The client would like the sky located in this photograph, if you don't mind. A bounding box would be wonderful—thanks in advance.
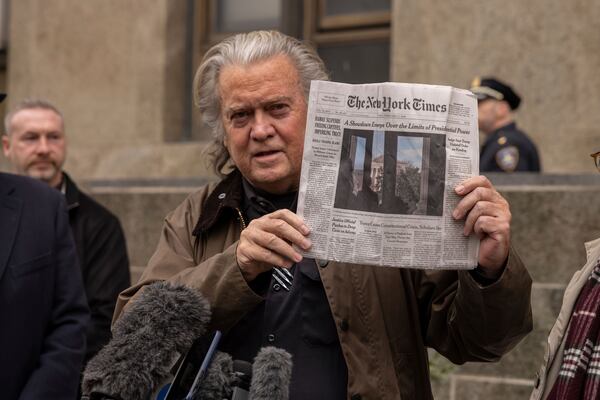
[397,136,423,168]
[354,137,366,170]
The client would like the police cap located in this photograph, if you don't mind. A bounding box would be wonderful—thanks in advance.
[470,77,521,110]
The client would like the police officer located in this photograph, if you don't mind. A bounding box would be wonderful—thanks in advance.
[470,77,541,172]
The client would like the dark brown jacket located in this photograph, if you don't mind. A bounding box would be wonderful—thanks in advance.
[114,171,532,399]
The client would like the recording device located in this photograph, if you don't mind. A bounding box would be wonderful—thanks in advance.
[162,336,212,400]
[166,346,292,400]
[230,360,252,400]
[180,354,252,400]
[185,331,223,399]
[81,282,212,400]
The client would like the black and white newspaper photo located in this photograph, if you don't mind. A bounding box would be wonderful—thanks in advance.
[296,81,480,269]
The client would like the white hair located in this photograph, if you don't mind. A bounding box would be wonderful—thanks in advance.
[194,30,329,177]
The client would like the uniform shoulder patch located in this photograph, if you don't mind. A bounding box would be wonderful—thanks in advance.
[495,146,519,172]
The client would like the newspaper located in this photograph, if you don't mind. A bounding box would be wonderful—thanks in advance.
[296,81,480,270]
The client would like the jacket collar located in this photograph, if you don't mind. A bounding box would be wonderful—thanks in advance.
[585,237,600,262]
[1,174,16,196]
[192,169,244,237]
[62,172,80,211]
[482,122,517,148]
[490,122,517,139]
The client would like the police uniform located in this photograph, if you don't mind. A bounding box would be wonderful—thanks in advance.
[480,122,540,172]
[471,77,541,172]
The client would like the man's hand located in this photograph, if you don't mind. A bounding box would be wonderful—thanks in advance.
[236,209,312,282]
[452,176,511,278]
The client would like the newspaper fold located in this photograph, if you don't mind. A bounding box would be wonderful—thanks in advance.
[296,81,480,269]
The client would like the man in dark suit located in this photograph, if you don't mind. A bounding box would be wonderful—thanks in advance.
[0,171,89,399]
[1,98,130,363]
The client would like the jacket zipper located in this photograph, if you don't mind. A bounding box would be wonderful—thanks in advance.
[195,206,246,257]
[235,207,247,230]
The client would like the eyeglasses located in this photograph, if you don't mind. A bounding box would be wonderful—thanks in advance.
[591,151,600,172]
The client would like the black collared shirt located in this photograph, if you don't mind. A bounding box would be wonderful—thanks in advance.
[219,180,348,400]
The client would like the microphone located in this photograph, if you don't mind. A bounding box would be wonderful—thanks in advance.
[190,351,234,400]
[190,357,252,400]
[249,347,293,400]
[179,347,291,400]
[183,352,252,400]
[81,281,212,400]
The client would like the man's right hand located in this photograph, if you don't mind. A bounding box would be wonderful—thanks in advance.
[236,209,312,281]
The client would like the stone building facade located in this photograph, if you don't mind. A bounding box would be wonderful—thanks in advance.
[2,1,600,399]
[2,1,600,179]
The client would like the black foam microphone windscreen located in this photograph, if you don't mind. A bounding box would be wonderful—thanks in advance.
[249,347,293,400]
[81,281,211,400]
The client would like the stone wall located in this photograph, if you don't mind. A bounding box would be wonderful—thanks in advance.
[392,1,600,173]
[3,1,600,180]
[429,175,600,399]
[2,0,213,181]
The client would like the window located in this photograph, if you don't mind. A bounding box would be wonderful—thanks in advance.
[188,0,390,141]
[304,0,390,84]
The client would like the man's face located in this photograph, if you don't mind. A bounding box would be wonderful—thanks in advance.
[2,108,66,187]
[219,54,307,194]
[477,99,500,134]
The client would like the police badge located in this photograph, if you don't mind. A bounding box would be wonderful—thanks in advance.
[495,146,519,172]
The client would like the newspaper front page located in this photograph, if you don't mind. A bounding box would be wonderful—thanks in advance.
[296,81,480,269]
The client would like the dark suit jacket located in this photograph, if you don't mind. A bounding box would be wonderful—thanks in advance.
[0,173,89,400]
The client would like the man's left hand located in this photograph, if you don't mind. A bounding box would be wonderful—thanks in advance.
[452,175,511,278]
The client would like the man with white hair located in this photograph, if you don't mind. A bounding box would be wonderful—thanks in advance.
[116,31,532,399]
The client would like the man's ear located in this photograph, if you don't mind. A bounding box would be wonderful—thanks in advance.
[2,134,11,157]
[223,131,229,149]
